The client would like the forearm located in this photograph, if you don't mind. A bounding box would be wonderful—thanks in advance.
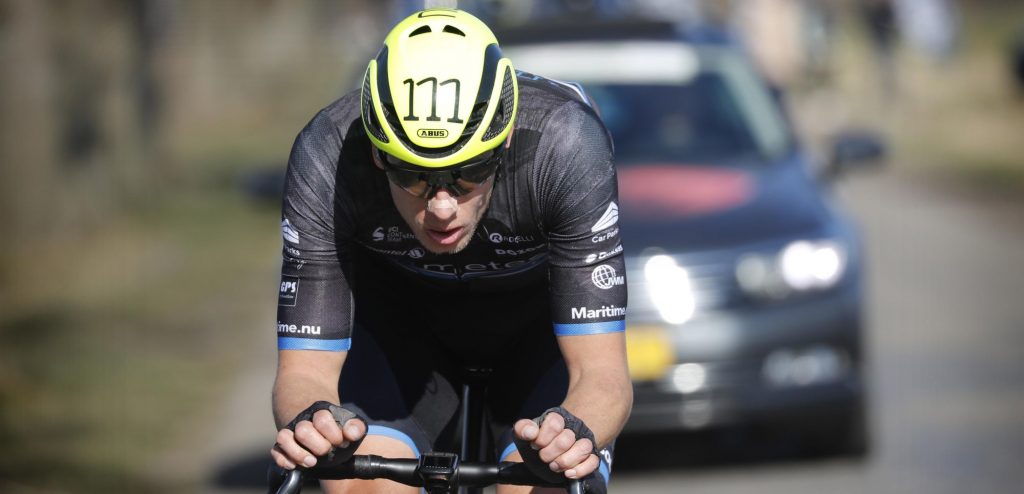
[560,365,633,449]
[272,350,345,429]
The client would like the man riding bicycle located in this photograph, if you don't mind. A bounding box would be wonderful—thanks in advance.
[271,9,631,493]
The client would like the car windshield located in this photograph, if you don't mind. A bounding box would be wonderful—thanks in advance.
[507,42,794,165]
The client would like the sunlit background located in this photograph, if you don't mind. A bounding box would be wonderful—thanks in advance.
[1,0,1022,493]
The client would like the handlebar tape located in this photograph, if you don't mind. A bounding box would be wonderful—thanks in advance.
[286,401,367,469]
[512,406,602,487]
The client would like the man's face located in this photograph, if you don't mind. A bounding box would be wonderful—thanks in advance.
[377,153,495,255]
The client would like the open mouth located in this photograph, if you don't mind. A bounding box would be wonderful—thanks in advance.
[426,226,463,246]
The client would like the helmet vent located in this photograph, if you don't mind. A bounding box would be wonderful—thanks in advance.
[409,25,432,37]
[483,66,515,140]
[442,25,466,36]
[361,69,388,143]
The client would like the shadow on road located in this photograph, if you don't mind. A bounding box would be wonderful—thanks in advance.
[614,428,869,473]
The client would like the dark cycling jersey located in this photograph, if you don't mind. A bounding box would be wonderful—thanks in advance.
[276,72,627,352]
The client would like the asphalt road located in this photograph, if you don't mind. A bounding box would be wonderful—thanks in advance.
[185,167,1024,493]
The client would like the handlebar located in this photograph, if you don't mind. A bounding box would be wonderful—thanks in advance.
[268,452,588,494]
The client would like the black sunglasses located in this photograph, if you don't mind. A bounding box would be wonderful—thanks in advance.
[377,148,502,199]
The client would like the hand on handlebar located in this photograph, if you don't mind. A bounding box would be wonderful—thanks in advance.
[513,407,600,481]
[271,401,367,471]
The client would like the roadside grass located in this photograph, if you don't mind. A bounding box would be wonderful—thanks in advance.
[814,2,1024,191]
[0,181,280,493]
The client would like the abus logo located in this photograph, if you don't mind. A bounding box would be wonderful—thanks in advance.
[591,265,625,290]
[417,129,448,138]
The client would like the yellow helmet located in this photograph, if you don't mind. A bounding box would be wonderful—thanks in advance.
[361,9,518,168]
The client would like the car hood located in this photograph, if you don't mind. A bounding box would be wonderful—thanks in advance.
[616,158,829,251]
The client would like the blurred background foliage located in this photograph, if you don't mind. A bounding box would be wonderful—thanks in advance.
[0,0,1021,492]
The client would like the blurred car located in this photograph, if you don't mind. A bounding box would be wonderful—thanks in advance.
[502,20,883,456]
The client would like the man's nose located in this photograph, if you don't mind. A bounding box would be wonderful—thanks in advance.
[426,189,459,219]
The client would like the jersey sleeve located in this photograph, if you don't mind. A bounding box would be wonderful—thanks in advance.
[539,101,627,336]
[276,111,356,351]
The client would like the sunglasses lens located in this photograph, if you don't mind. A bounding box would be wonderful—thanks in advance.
[384,168,421,188]
[379,149,501,198]
[458,158,500,184]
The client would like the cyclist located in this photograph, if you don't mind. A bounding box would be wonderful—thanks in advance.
[270,9,630,493]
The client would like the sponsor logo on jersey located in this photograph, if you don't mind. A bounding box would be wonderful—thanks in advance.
[495,244,545,256]
[591,227,619,243]
[487,230,535,244]
[599,448,613,468]
[374,226,416,243]
[417,253,547,275]
[286,247,301,257]
[591,264,625,290]
[584,244,623,264]
[278,275,299,306]
[417,129,448,138]
[590,202,619,233]
[387,226,416,242]
[281,218,300,244]
[570,305,627,319]
[276,321,321,335]
[408,248,425,259]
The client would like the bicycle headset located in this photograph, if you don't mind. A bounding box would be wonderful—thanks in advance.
[360,8,519,197]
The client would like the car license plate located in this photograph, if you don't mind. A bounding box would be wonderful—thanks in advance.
[626,325,675,381]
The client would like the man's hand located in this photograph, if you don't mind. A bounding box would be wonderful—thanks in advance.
[271,405,366,470]
[513,412,599,480]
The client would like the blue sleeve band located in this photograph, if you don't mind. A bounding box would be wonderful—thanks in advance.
[278,337,352,351]
[553,320,625,336]
[366,425,420,457]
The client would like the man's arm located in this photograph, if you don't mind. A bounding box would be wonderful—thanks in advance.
[272,350,345,428]
[514,98,630,480]
[270,107,364,470]
[270,349,365,470]
[513,333,631,479]
[556,332,632,449]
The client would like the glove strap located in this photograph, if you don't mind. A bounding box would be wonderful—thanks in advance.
[512,407,600,484]
[285,401,366,467]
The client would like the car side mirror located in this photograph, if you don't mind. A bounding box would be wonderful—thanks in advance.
[825,129,887,180]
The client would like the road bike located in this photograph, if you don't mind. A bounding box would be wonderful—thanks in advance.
[267,367,594,494]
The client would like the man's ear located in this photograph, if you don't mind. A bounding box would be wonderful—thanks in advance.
[370,149,385,170]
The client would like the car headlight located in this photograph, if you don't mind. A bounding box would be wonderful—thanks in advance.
[644,255,696,324]
[736,239,848,298]
[780,240,846,290]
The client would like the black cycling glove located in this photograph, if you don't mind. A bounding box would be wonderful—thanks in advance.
[513,406,605,491]
[285,401,367,468]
